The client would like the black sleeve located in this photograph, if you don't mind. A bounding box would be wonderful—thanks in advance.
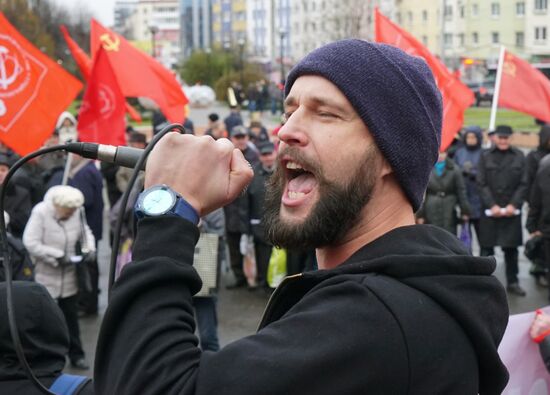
[94,217,408,395]
[526,178,542,234]
[540,336,550,373]
[454,170,471,216]
[510,154,528,209]
[8,189,32,237]
[477,152,496,209]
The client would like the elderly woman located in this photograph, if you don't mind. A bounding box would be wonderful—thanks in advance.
[23,185,95,370]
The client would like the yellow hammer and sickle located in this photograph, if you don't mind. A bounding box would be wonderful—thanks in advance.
[100,34,120,52]
[503,60,516,78]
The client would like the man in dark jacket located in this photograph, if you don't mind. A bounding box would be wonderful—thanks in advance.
[246,141,276,291]
[454,126,484,243]
[0,281,93,394]
[223,105,243,133]
[527,155,550,300]
[223,126,259,288]
[478,125,528,296]
[526,124,550,197]
[69,156,104,315]
[0,154,32,238]
[95,40,509,394]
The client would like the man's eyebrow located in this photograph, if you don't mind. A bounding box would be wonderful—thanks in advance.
[284,95,349,113]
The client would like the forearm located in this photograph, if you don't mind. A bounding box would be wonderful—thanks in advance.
[94,216,202,395]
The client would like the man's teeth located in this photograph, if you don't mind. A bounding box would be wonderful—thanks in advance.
[286,161,303,170]
[288,191,305,199]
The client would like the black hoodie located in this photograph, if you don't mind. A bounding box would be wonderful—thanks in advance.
[95,217,509,395]
[0,282,93,394]
[526,125,550,196]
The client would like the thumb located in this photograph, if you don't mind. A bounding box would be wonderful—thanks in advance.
[228,148,254,200]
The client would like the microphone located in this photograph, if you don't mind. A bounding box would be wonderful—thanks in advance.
[65,142,145,169]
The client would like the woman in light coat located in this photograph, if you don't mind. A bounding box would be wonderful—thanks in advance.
[23,185,95,370]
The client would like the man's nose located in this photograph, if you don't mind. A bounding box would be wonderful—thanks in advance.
[277,113,308,147]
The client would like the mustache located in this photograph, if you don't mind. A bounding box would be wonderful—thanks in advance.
[277,146,321,178]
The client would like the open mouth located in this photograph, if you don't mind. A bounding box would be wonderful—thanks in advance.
[282,158,318,206]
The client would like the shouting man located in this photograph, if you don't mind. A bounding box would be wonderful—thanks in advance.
[95,40,509,394]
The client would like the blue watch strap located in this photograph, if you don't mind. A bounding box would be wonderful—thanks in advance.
[172,196,200,225]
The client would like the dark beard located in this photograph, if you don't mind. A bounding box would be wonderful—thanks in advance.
[263,147,379,250]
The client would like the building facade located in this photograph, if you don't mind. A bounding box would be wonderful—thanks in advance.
[180,0,213,58]
[126,0,180,68]
[211,0,247,47]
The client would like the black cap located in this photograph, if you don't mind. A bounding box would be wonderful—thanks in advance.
[230,125,248,138]
[0,154,11,167]
[128,132,147,144]
[495,125,513,136]
[208,113,219,122]
[258,141,275,154]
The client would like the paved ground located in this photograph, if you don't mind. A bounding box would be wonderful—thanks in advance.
[68,102,548,375]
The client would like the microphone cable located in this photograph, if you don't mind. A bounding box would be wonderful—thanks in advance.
[0,123,185,394]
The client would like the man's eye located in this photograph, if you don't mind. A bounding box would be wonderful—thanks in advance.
[318,112,336,118]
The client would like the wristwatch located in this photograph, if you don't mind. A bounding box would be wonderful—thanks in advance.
[135,184,199,225]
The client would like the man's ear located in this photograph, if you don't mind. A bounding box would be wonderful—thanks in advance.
[380,156,393,178]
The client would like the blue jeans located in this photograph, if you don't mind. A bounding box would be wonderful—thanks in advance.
[193,296,220,351]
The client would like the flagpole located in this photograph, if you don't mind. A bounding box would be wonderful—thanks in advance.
[489,45,506,134]
[62,153,73,185]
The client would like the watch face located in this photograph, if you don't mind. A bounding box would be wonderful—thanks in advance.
[142,188,176,215]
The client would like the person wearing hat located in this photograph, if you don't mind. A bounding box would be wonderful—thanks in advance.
[478,125,528,296]
[23,186,96,370]
[223,105,243,135]
[0,154,32,239]
[224,126,260,289]
[245,141,277,292]
[95,40,509,394]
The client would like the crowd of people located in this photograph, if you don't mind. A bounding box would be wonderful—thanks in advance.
[1,41,550,393]
[416,123,550,299]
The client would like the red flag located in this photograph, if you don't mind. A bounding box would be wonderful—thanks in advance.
[61,25,142,123]
[375,9,474,151]
[77,47,126,146]
[499,50,550,123]
[60,25,92,80]
[0,13,82,155]
[90,19,188,123]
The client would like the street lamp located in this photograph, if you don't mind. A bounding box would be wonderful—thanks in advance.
[279,28,286,112]
[238,38,245,88]
[223,41,231,78]
[149,25,159,58]
[205,47,211,86]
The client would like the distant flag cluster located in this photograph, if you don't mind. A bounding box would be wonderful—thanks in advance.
[0,13,188,154]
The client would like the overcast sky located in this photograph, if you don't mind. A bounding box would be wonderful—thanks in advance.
[53,0,115,26]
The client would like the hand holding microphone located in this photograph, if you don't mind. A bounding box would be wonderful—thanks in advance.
[143,133,253,216]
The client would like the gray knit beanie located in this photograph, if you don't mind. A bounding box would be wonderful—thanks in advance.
[285,39,442,211]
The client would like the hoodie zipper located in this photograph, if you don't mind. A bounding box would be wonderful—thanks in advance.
[257,273,303,331]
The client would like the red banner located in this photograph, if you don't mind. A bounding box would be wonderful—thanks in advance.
[375,9,474,151]
[499,50,550,123]
[90,19,187,123]
[0,13,82,155]
[77,47,126,146]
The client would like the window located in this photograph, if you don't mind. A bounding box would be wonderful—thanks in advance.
[460,6,465,18]
[535,26,547,41]
[396,12,401,24]
[535,0,548,11]
[472,32,479,45]
[516,1,525,15]
[444,5,453,19]
[515,32,524,47]
[491,2,500,16]
[472,4,479,16]
[422,35,428,45]
[458,33,465,47]
[444,33,452,47]
[422,10,428,22]
[492,32,499,44]
[408,11,413,23]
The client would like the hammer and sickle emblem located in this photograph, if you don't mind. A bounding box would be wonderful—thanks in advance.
[100,34,120,52]
[503,55,516,78]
